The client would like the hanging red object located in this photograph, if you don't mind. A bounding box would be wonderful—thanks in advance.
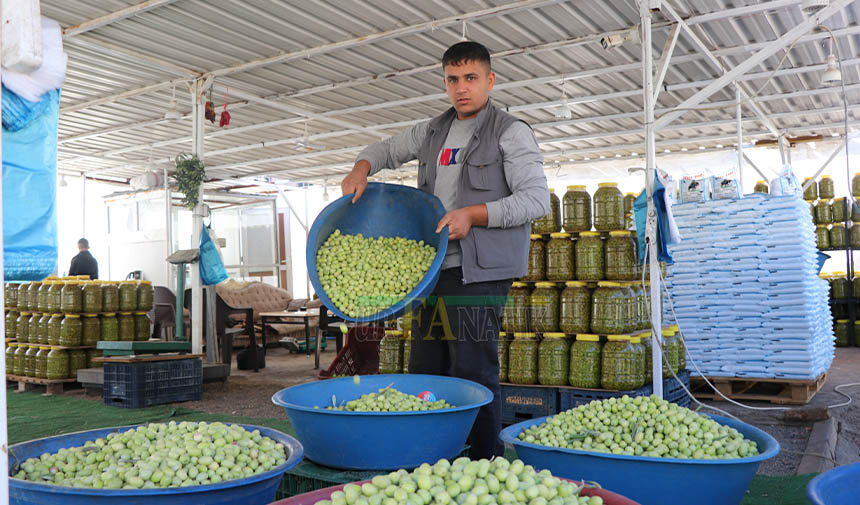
[219,88,231,127]
[205,86,216,123]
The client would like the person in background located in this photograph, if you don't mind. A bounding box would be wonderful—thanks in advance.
[68,238,98,279]
[342,41,549,458]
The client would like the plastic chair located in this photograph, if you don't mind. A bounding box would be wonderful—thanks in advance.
[184,288,255,368]
[149,286,185,340]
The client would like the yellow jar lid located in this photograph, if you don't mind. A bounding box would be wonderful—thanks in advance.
[8,343,15,347]
[550,232,571,238]
[44,276,59,280]
[834,197,845,202]
[513,332,537,338]
[535,282,556,288]
[803,177,813,181]
[837,319,850,323]
[821,175,831,179]
[118,312,133,316]
[576,334,600,342]
[139,280,152,285]
[597,281,623,288]
[64,280,80,286]
[661,329,676,337]
[82,313,99,317]
[512,282,528,288]
[626,192,637,196]
[630,336,641,344]
[64,314,80,319]
[833,222,846,227]
[565,281,587,287]
[29,344,39,348]
[756,180,766,184]
[567,185,586,191]
[19,312,31,316]
[638,331,652,339]
[580,231,600,237]
[609,231,631,237]
[102,313,117,317]
[549,188,556,193]
[384,330,403,336]
[815,224,830,228]
[543,332,566,338]
[598,182,618,188]
[75,275,90,280]
[134,312,148,316]
[607,335,629,342]
[669,324,679,332]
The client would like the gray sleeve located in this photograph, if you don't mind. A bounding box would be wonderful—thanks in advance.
[355,121,431,176]
[485,121,550,228]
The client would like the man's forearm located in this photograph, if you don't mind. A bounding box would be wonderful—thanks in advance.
[467,204,489,227]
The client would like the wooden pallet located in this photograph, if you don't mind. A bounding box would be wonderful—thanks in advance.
[689,373,827,405]
[6,375,79,396]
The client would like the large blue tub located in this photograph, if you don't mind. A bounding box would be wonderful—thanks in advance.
[306,182,448,323]
[9,423,303,505]
[807,461,860,505]
[272,374,492,470]
[500,414,779,505]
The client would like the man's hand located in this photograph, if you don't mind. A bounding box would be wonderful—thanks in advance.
[436,204,488,240]
[341,160,372,203]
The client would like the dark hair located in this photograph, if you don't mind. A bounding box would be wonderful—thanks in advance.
[442,41,491,71]
[78,238,89,248]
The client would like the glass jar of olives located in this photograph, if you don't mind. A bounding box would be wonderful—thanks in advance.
[134,312,150,341]
[831,275,850,299]
[754,181,769,194]
[37,313,51,345]
[14,344,28,376]
[853,277,860,299]
[35,345,50,379]
[61,281,82,313]
[819,175,835,200]
[498,333,510,382]
[559,281,591,334]
[832,197,848,223]
[502,282,530,333]
[138,280,154,311]
[6,343,17,377]
[5,282,18,308]
[119,281,138,312]
[27,312,40,344]
[853,173,860,197]
[816,225,831,250]
[378,330,404,374]
[508,332,538,385]
[529,282,559,333]
[660,328,680,375]
[24,344,39,377]
[591,282,630,335]
[5,309,16,339]
[669,324,686,372]
[87,349,103,369]
[47,281,63,313]
[37,282,51,313]
[538,333,569,386]
[82,281,103,313]
[851,224,860,249]
[46,348,69,380]
[803,178,817,201]
[546,233,574,281]
[60,314,83,347]
[605,231,637,281]
[81,314,100,346]
[830,223,847,249]
[569,334,602,388]
[17,283,31,312]
[68,349,87,378]
[575,232,604,281]
[639,331,653,383]
[102,282,120,312]
[28,282,42,313]
[533,189,561,234]
[118,312,135,341]
[593,182,624,231]
[623,193,637,214]
[47,313,63,346]
[525,235,546,281]
[815,201,832,225]
[601,335,645,391]
[16,312,30,343]
[100,313,119,341]
[562,185,591,232]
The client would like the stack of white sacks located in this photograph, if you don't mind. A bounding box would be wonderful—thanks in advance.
[662,194,834,380]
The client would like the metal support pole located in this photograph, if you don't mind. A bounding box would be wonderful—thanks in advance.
[641,0,664,398]
[802,139,847,190]
[736,86,744,190]
[81,174,87,238]
[304,186,310,298]
[175,265,186,340]
[742,153,773,182]
[191,80,204,356]
[778,135,787,166]
[164,160,172,288]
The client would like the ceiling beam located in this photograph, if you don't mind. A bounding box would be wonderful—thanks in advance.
[62,0,182,38]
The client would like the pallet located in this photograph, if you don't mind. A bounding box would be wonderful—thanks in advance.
[6,374,78,396]
[689,372,827,405]
[95,353,204,364]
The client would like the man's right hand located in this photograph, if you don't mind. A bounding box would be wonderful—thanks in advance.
[342,160,372,204]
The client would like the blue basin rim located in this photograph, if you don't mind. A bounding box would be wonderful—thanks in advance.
[499,413,780,466]
[9,423,303,497]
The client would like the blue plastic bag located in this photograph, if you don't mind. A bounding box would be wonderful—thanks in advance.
[3,89,60,280]
[2,85,53,131]
[199,224,228,286]
[634,173,675,265]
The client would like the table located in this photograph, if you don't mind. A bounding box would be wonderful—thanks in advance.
[261,309,322,369]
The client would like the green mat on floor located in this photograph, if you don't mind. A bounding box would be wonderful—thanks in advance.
[7,390,816,504]
[7,389,294,445]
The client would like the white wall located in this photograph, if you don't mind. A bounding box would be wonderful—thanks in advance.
[55,176,114,279]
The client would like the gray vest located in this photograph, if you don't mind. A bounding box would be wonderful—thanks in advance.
[417,101,530,284]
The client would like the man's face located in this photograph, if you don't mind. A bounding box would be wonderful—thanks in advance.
[443,59,495,120]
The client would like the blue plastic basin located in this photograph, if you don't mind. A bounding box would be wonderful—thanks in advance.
[306,182,448,323]
[272,374,492,470]
[500,414,779,505]
[9,423,303,505]
[807,461,860,505]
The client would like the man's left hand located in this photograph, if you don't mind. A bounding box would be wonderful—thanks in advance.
[436,205,488,240]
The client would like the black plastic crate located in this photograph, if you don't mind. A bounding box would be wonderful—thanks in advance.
[103,358,202,409]
[665,369,692,408]
[501,384,559,426]
[558,382,653,412]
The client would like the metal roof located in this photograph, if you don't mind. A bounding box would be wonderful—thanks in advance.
[42,0,860,189]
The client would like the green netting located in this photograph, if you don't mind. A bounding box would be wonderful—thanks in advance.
[742,473,816,505]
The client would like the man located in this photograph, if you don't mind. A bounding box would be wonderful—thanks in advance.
[342,41,549,458]
[68,238,98,279]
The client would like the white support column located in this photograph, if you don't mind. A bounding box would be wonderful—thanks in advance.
[191,80,204,355]
[736,86,744,190]
[641,0,664,398]
[164,162,173,293]
[81,174,87,237]
[778,135,787,166]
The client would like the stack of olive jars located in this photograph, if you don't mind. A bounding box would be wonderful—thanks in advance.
[809,175,860,251]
